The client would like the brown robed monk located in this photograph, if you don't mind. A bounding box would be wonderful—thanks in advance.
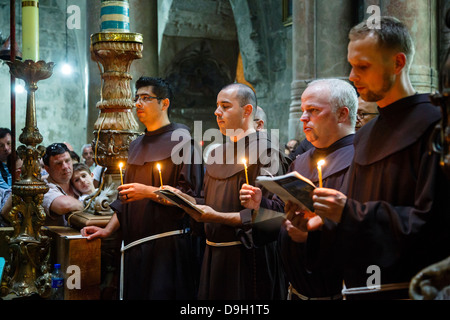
[176,83,289,300]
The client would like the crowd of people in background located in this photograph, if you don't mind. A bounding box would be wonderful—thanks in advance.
[0,137,100,227]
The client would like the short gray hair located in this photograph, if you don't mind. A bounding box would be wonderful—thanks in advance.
[308,79,358,127]
[81,143,92,154]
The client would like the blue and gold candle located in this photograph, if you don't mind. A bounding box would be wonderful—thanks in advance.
[100,0,130,32]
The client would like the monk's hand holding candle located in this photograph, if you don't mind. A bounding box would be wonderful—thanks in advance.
[312,188,346,223]
[239,184,261,210]
[119,183,160,203]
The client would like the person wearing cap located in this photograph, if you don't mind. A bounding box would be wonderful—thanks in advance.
[42,142,83,226]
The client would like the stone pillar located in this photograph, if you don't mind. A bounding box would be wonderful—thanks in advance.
[364,0,438,92]
[289,0,353,141]
[86,2,103,145]
[289,0,314,141]
[129,0,158,78]
[438,0,450,67]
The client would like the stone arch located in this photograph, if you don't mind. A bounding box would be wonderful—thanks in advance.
[158,0,239,132]
[164,40,234,132]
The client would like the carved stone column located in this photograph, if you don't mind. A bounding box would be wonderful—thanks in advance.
[289,0,315,141]
[364,0,439,92]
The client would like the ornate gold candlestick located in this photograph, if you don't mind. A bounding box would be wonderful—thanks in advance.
[82,32,142,218]
[1,59,53,299]
[90,32,142,172]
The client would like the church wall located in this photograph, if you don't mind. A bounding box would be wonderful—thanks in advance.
[0,0,88,156]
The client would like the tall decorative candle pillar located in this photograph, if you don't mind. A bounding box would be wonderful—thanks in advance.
[0,0,52,299]
[1,60,54,299]
[21,0,39,61]
[88,0,142,214]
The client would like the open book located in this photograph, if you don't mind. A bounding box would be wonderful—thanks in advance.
[154,189,205,214]
[256,171,316,213]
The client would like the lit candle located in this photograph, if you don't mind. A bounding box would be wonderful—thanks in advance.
[156,163,163,189]
[21,0,40,61]
[242,158,249,185]
[317,159,325,188]
[118,162,124,185]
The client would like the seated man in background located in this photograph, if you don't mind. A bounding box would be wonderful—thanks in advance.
[42,143,83,226]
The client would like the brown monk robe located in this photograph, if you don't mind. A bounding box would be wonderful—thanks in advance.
[338,94,450,299]
[198,130,289,300]
[110,123,204,300]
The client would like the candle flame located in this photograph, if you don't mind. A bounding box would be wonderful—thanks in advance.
[242,158,247,166]
[119,162,123,169]
[317,159,325,167]
[157,163,161,171]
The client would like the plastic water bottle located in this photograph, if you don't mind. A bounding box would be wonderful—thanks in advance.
[51,263,64,300]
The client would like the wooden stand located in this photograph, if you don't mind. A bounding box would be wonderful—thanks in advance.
[45,226,101,300]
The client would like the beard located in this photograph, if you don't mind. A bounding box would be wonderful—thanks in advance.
[360,73,394,102]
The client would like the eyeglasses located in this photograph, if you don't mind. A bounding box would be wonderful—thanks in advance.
[357,112,378,120]
[133,95,162,103]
